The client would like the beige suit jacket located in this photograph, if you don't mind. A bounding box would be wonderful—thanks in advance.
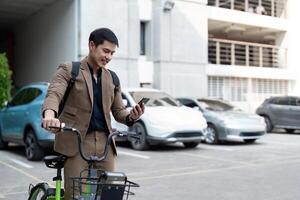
[42,57,130,157]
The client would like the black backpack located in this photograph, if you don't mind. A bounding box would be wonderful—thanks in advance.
[58,61,120,115]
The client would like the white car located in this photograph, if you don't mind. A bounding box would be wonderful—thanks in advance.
[112,88,207,150]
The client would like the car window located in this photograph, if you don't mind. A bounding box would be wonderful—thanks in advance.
[267,98,275,104]
[197,99,236,111]
[289,97,297,106]
[273,97,289,105]
[177,99,198,108]
[297,98,300,106]
[10,88,42,106]
[129,91,178,107]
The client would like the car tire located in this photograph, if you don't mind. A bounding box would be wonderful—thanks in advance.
[0,132,8,150]
[183,142,199,148]
[263,116,273,133]
[244,139,256,144]
[130,122,149,150]
[205,123,219,144]
[285,129,295,133]
[25,129,44,161]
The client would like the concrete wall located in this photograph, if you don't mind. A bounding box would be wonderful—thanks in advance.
[152,0,208,97]
[14,0,77,88]
[80,0,140,88]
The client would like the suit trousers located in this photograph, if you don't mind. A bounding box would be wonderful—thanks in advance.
[63,131,115,200]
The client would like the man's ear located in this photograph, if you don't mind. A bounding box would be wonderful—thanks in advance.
[89,41,95,49]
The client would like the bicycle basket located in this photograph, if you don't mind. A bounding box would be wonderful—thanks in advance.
[71,169,139,200]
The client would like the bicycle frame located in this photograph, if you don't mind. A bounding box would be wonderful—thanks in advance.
[29,124,139,200]
[61,126,139,200]
[53,172,62,200]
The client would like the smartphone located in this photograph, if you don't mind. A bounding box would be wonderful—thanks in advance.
[138,97,150,106]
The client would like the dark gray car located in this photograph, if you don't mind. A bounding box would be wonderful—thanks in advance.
[256,96,300,133]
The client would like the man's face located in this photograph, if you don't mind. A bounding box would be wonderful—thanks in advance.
[89,40,117,67]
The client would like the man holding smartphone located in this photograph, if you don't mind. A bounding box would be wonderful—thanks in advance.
[42,28,145,199]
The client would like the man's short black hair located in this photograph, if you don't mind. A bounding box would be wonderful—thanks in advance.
[89,28,119,47]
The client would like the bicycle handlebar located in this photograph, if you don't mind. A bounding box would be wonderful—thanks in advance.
[43,123,139,163]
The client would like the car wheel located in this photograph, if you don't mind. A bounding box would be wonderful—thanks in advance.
[285,129,295,133]
[0,132,8,150]
[25,130,44,161]
[263,116,273,133]
[205,124,219,144]
[130,122,149,150]
[244,139,256,144]
[183,142,199,148]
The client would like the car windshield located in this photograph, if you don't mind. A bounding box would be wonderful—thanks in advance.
[129,91,178,107]
[197,99,238,111]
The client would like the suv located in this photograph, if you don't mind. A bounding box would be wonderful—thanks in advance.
[0,82,54,160]
[256,96,300,133]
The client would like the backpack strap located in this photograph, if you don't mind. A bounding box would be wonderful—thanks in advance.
[58,64,119,115]
[58,61,80,116]
[108,69,120,87]
[70,61,80,85]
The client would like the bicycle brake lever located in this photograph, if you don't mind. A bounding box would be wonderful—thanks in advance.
[117,131,140,139]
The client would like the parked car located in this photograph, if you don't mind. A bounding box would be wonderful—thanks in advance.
[177,97,266,144]
[256,96,300,133]
[0,82,53,160]
[112,88,207,150]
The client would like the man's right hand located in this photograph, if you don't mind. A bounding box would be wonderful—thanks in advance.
[42,110,61,133]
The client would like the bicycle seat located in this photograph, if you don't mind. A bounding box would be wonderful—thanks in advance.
[43,155,67,169]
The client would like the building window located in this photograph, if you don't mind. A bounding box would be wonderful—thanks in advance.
[140,21,146,55]
[252,78,288,102]
[208,76,289,102]
[208,76,248,101]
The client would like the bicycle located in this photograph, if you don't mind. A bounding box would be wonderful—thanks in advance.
[28,124,139,200]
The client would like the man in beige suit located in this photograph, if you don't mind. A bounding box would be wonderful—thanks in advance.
[42,28,144,199]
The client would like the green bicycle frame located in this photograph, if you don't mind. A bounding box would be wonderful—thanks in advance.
[46,179,63,200]
[55,179,62,200]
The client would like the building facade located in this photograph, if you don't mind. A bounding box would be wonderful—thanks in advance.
[141,0,299,112]
[1,0,299,112]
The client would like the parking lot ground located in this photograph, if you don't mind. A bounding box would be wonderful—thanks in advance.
[1,131,300,200]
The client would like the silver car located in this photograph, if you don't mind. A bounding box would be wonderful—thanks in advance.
[256,96,300,133]
[177,98,266,144]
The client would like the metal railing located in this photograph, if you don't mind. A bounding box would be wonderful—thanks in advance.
[208,38,286,68]
[207,0,286,18]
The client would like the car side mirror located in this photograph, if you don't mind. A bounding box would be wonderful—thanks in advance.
[193,106,200,110]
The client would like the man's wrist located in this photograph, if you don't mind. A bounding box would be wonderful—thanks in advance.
[126,114,135,126]
[129,115,138,122]
[44,109,56,118]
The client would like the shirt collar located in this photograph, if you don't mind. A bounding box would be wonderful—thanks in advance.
[87,63,101,77]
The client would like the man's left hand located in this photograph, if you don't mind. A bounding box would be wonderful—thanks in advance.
[129,103,145,121]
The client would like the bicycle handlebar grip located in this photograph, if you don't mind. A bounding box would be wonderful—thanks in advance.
[41,122,66,131]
